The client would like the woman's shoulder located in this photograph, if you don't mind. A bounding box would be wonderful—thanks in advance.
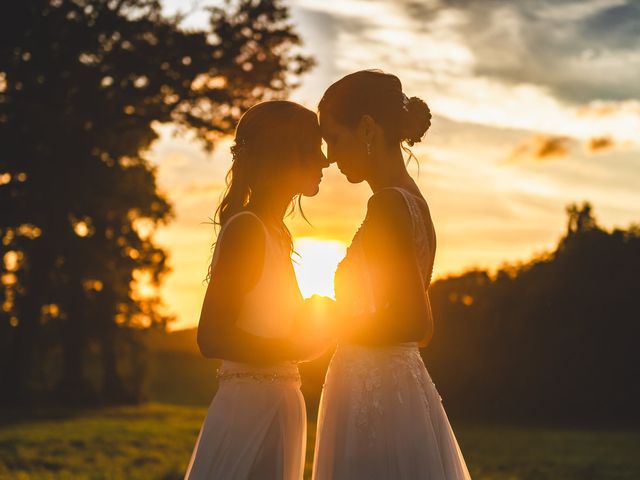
[364,188,414,239]
[367,187,418,219]
[368,187,410,210]
[222,209,265,230]
[218,210,266,252]
[210,210,267,286]
[368,185,427,206]
[365,186,435,241]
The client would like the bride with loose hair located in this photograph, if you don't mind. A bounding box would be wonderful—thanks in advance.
[185,100,331,480]
[313,70,472,479]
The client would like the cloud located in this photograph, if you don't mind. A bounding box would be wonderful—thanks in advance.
[507,135,572,162]
[173,181,226,203]
[586,136,614,153]
[408,0,640,104]
[294,0,640,146]
[159,152,190,169]
[578,99,640,118]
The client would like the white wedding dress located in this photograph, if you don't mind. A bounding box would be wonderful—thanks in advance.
[313,187,472,479]
[184,211,306,480]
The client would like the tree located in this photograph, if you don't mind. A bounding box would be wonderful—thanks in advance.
[0,0,313,404]
[425,204,640,423]
[565,201,598,235]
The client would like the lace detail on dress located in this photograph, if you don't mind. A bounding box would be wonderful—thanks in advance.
[328,343,443,444]
[344,346,384,434]
[334,188,436,316]
[328,187,441,444]
[401,190,434,286]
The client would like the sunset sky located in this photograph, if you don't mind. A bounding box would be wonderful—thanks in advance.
[153,0,640,330]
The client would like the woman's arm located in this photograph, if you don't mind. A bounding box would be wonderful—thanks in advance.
[340,189,433,346]
[197,213,331,363]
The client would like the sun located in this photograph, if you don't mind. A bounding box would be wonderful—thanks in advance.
[292,237,347,299]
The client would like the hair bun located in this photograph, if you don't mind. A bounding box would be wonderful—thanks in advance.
[400,96,431,146]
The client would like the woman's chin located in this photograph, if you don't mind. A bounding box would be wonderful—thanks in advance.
[302,185,321,197]
[346,173,363,184]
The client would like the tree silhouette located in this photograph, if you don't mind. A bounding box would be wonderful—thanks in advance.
[424,204,640,424]
[565,201,598,235]
[0,0,313,404]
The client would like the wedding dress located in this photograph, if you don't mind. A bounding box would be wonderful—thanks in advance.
[312,187,472,479]
[185,211,306,480]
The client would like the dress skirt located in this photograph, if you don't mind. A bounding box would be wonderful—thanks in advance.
[312,343,471,480]
[185,361,306,480]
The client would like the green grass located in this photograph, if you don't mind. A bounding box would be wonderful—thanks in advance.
[1,403,639,480]
[0,404,200,480]
[2,348,638,479]
[458,424,640,480]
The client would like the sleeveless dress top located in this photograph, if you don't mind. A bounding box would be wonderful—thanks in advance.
[334,186,436,320]
[185,211,306,480]
[312,187,472,480]
[215,210,303,383]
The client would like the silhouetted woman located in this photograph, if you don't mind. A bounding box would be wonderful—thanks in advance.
[184,101,330,480]
[313,71,471,479]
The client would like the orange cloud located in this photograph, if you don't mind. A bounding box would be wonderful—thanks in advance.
[507,135,571,163]
[586,136,614,153]
[578,101,640,118]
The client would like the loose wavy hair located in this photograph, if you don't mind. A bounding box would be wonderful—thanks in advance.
[206,101,319,282]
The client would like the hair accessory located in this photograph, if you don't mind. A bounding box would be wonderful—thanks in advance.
[230,137,247,160]
[402,93,410,112]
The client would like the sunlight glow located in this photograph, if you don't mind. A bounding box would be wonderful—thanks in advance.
[293,237,347,299]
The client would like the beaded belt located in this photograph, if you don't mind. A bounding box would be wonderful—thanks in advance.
[216,368,301,383]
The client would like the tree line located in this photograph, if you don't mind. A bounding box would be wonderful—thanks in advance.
[422,203,640,423]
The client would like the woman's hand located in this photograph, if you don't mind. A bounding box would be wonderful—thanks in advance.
[294,295,336,335]
[290,295,339,361]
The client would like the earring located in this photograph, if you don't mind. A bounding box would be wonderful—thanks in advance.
[366,142,371,156]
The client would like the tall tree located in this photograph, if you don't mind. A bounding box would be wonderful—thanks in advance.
[0,0,313,404]
[565,201,598,235]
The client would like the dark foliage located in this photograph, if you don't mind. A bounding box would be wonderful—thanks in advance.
[0,0,312,405]
[424,203,640,424]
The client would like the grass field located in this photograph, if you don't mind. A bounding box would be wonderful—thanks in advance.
[2,346,639,479]
[1,402,639,480]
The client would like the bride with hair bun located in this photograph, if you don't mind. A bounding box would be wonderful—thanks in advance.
[312,70,472,479]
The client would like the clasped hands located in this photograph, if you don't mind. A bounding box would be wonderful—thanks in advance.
[290,295,347,361]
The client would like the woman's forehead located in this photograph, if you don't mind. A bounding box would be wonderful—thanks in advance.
[319,112,337,133]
